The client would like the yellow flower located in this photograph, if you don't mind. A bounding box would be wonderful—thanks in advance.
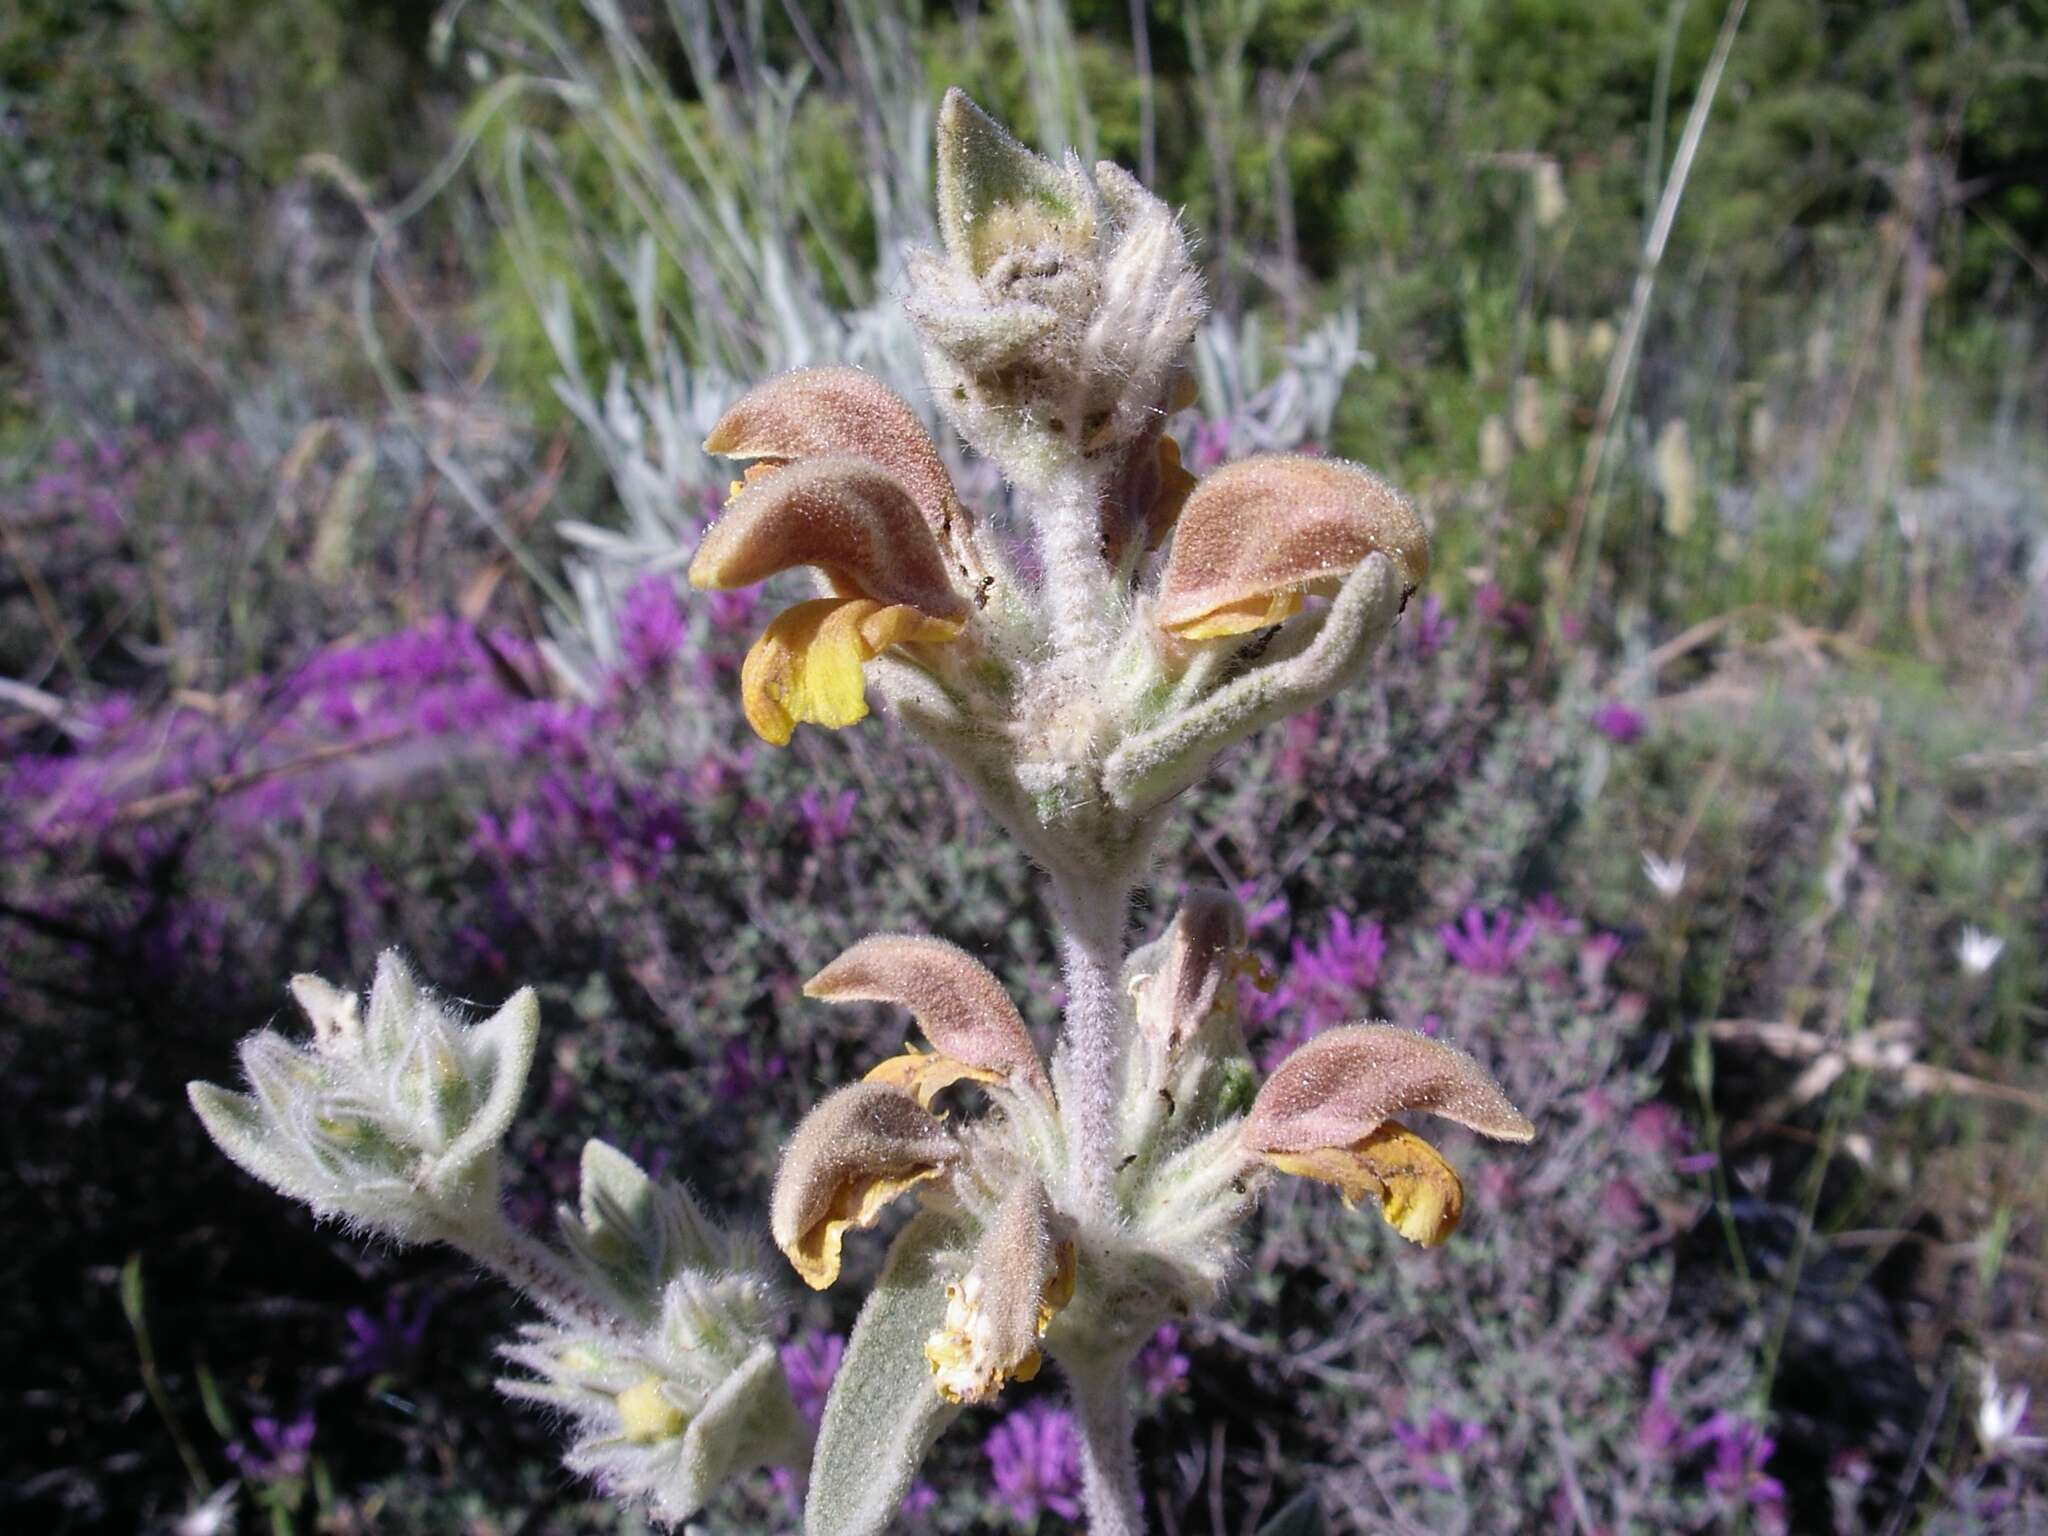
[1154,455,1429,642]
[769,1082,961,1290]
[615,1377,687,1444]
[769,936,1054,1291]
[1242,1024,1533,1247]
[691,368,979,745]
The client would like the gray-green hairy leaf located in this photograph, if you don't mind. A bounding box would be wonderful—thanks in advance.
[806,1210,969,1536]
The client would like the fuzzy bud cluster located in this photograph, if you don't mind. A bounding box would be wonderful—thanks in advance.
[500,1141,804,1525]
[907,90,1203,486]
[188,953,538,1240]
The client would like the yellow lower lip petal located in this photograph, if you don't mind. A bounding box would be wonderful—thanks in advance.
[1264,1120,1465,1246]
[1167,587,1304,641]
[863,1046,1006,1110]
[786,1162,946,1289]
[739,598,963,746]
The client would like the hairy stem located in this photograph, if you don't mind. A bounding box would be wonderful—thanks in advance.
[447,1202,613,1330]
[1069,1357,1147,1536]
[1034,464,1117,658]
[1051,869,1130,1207]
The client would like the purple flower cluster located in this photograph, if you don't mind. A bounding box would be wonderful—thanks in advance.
[794,787,858,853]
[6,617,618,855]
[1590,702,1646,745]
[1410,593,1457,658]
[779,1330,845,1428]
[226,1411,316,1485]
[1686,1414,1787,1532]
[1391,1408,1484,1492]
[1136,1324,1190,1399]
[985,1400,1083,1525]
[341,1292,433,1379]
[1628,1104,1719,1176]
[614,575,688,683]
[1250,908,1385,1068]
[1438,905,1536,976]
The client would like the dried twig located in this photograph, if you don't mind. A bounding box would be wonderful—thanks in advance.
[1707,1017,2048,1116]
[108,730,409,825]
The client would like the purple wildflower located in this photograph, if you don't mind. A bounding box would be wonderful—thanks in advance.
[1523,892,1581,935]
[899,1482,939,1517]
[714,1039,786,1100]
[342,1292,433,1379]
[1438,906,1536,976]
[1291,910,1386,999]
[1686,1415,1788,1532]
[1591,702,1646,745]
[1136,1324,1190,1400]
[617,575,687,681]
[1391,1409,1484,1492]
[226,1411,316,1484]
[1470,582,1523,629]
[780,1331,845,1428]
[1410,593,1456,657]
[1638,1368,1682,1457]
[795,787,858,853]
[985,1401,1083,1525]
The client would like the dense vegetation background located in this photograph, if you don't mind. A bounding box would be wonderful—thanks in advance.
[3,2,2044,1532]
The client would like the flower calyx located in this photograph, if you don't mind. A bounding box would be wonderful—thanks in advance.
[1242,1024,1533,1247]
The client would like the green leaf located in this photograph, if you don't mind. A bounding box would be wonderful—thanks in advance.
[672,1341,807,1513]
[805,1209,969,1536]
[1257,1489,1326,1536]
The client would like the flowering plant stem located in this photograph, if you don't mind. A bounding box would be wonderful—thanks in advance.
[1052,869,1134,1209]
[1036,466,1118,658]
[447,1210,613,1330]
[1068,1355,1147,1536]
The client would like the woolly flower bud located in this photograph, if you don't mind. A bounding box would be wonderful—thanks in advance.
[556,1140,733,1326]
[188,952,538,1240]
[499,1269,802,1527]
[923,1178,1075,1405]
[908,90,1204,484]
[1132,889,1250,1055]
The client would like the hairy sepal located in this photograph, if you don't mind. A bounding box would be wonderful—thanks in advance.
[1104,554,1404,813]
[806,1210,969,1536]
[557,1140,725,1324]
[187,955,540,1241]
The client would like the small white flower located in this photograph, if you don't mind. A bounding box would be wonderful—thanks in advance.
[1978,1364,2044,1458]
[1957,926,2005,977]
[171,1482,239,1536]
[1642,852,1688,901]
